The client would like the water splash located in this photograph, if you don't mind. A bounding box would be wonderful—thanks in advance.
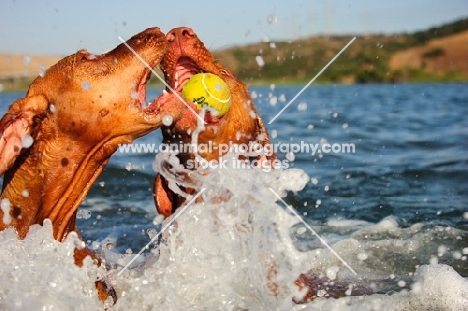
[0,220,104,310]
[81,81,91,91]
[21,135,34,148]
[1,198,11,225]
[39,64,46,77]
[255,56,265,67]
[117,152,308,309]
[1,173,468,309]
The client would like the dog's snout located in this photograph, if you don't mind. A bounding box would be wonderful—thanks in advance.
[180,27,195,38]
[166,27,196,43]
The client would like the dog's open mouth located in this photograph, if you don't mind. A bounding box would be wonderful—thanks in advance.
[172,57,201,92]
[136,66,175,115]
[135,58,200,116]
[161,56,228,123]
[136,68,155,112]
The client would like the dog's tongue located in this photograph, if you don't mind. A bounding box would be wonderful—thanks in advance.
[148,91,222,126]
[204,113,220,123]
[137,75,148,107]
[139,86,146,106]
[146,91,183,114]
[146,96,163,114]
[147,91,221,125]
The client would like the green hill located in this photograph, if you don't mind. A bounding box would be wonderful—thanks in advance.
[211,18,468,84]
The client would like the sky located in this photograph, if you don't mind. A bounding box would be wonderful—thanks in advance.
[0,0,467,55]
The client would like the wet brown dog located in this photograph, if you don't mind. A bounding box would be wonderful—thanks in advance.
[153,27,277,217]
[0,27,184,302]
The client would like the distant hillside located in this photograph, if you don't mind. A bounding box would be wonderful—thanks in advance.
[390,30,468,81]
[1,18,467,91]
[211,18,468,84]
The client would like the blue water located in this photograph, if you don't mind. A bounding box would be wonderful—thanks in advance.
[257,84,468,226]
[1,83,467,271]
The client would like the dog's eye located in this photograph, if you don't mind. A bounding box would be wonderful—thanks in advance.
[76,53,89,62]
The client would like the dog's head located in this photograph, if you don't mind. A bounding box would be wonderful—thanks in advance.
[152,28,277,218]
[158,27,270,162]
[0,27,185,175]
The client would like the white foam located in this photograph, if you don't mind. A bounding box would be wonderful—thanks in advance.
[21,134,34,148]
[304,264,468,311]
[0,220,104,310]
[108,154,311,309]
[1,162,467,310]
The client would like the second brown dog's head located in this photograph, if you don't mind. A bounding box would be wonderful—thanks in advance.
[159,27,273,162]
[153,27,276,217]
[0,27,184,241]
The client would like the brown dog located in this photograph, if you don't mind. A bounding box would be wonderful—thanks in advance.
[0,27,184,302]
[153,27,277,217]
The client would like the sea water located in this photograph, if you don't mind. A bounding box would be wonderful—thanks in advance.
[0,83,466,310]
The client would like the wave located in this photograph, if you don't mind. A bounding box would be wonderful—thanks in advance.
[1,156,467,310]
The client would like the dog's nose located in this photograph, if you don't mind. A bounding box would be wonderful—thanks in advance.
[166,27,196,43]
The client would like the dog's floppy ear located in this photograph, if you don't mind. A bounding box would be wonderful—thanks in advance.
[0,95,49,175]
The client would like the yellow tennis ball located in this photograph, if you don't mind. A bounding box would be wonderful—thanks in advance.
[182,73,232,117]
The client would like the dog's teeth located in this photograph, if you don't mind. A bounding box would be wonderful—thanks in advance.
[174,80,179,89]
[175,71,179,80]
[163,89,168,95]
